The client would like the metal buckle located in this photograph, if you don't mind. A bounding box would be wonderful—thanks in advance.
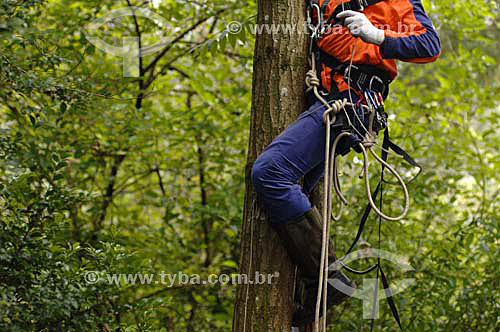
[369,75,386,96]
[306,4,313,28]
[310,3,322,39]
[354,0,366,11]
[344,65,366,91]
[343,64,359,82]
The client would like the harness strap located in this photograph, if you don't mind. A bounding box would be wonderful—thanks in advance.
[315,49,392,99]
[343,127,420,260]
[345,128,415,331]
[382,128,422,183]
[321,0,332,13]
[324,0,386,26]
[380,265,404,331]
[344,182,381,256]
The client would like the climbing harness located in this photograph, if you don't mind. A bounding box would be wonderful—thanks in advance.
[303,1,422,331]
[323,0,386,27]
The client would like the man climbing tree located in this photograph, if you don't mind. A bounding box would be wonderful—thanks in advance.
[235,0,440,331]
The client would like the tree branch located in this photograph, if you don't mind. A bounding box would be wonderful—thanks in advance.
[143,8,227,75]
[126,0,146,110]
[95,154,126,230]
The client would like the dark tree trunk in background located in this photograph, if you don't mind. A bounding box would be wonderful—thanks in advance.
[233,0,308,331]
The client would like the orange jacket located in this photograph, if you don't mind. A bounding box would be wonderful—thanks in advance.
[317,0,441,93]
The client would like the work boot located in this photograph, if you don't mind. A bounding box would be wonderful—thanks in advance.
[271,206,356,326]
[292,269,355,326]
[272,207,332,279]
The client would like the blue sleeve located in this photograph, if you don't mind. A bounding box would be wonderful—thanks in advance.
[381,0,441,62]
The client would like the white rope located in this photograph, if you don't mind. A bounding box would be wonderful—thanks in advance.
[305,55,342,332]
[305,41,411,332]
[360,143,410,221]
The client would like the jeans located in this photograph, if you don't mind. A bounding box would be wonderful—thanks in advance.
[251,92,362,224]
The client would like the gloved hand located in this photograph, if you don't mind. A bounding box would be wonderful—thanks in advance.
[336,10,385,46]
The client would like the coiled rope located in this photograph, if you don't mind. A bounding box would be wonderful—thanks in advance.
[305,46,410,332]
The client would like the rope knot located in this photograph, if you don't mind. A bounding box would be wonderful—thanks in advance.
[305,69,321,92]
[362,136,376,149]
[322,98,348,124]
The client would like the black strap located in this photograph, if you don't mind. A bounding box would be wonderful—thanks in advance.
[318,49,342,68]
[325,0,386,26]
[318,48,391,84]
[342,128,421,258]
[382,128,422,183]
[371,130,410,331]
[343,64,391,97]
[316,49,391,98]
[344,182,381,256]
[341,185,380,274]
[380,265,404,331]
[321,0,331,13]
[327,126,413,331]
[341,129,408,258]
[341,261,379,275]
[378,131,405,331]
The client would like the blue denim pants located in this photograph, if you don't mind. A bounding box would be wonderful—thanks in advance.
[251,93,362,224]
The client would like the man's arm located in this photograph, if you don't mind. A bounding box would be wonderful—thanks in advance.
[337,0,441,63]
[380,0,441,63]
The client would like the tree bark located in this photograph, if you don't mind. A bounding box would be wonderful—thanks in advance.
[233,1,308,331]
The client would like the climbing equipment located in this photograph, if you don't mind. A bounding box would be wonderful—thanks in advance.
[302,1,422,331]
[307,0,386,33]
[323,0,386,27]
[306,0,391,98]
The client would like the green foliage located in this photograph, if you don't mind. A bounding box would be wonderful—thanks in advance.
[1,0,252,330]
[327,1,500,330]
[0,0,498,331]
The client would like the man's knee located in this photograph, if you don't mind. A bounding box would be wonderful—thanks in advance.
[251,157,267,194]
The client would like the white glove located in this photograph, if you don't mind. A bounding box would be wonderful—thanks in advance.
[336,10,385,46]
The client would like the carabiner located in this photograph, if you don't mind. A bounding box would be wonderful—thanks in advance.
[311,3,322,39]
[369,75,386,97]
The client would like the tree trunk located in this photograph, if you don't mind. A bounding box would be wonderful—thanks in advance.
[233,1,308,331]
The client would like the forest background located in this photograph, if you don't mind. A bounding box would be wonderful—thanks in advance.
[0,0,498,331]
